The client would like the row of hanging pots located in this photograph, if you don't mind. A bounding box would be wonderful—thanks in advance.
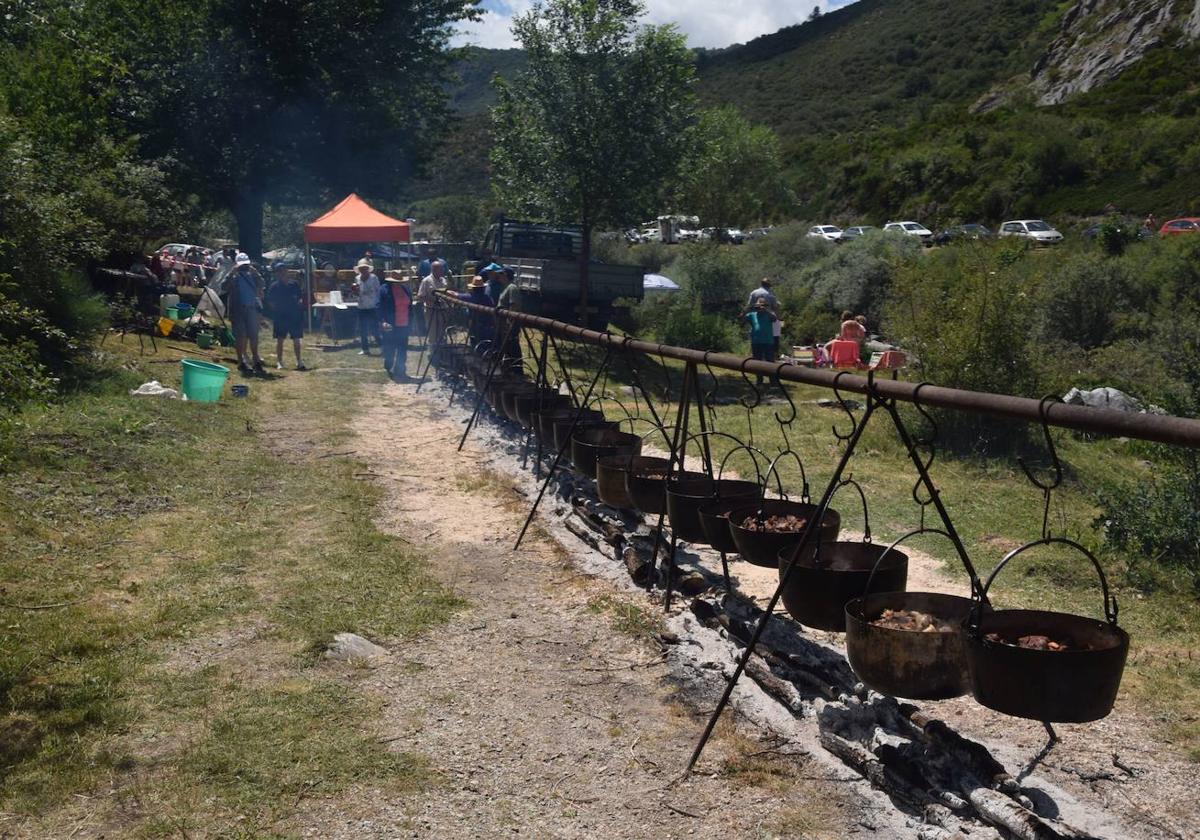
[433,342,1130,724]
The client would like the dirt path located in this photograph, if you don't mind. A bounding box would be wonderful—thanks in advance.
[284,380,860,839]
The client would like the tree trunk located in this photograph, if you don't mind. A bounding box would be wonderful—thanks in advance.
[232,189,265,260]
[579,220,591,328]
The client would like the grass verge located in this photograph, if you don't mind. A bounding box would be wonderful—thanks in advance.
[0,333,461,835]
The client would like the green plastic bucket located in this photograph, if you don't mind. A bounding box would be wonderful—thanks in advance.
[195,332,214,349]
[180,358,230,402]
[165,306,180,320]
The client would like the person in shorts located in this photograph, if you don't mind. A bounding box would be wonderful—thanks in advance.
[266,262,306,370]
[227,252,265,373]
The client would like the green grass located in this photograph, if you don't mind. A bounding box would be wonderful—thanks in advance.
[586,594,662,642]
[0,332,462,833]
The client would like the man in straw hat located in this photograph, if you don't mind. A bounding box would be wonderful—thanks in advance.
[354,258,382,355]
[457,275,495,345]
[380,271,414,382]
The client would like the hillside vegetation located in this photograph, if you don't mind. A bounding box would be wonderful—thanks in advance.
[442,0,1200,226]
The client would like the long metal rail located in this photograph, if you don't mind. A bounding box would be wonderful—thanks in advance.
[439,292,1200,448]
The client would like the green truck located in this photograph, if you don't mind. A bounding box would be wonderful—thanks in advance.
[475,218,643,330]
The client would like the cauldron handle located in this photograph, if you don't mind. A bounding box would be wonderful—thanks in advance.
[808,477,871,569]
[682,430,754,482]
[624,422,679,470]
[713,440,773,495]
[966,537,1120,638]
[860,527,964,602]
[761,449,812,504]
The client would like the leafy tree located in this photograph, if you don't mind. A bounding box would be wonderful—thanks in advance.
[676,106,789,228]
[125,0,481,257]
[490,0,695,322]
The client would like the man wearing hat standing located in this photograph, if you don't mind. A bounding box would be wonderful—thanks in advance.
[354,258,382,355]
[379,271,414,382]
[481,262,507,305]
[228,252,266,374]
[457,275,495,345]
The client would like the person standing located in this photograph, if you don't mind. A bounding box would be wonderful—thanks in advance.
[228,252,266,374]
[354,258,382,355]
[742,299,777,385]
[417,247,439,279]
[415,258,448,336]
[266,262,306,370]
[380,272,414,382]
[747,277,778,312]
[457,275,495,345]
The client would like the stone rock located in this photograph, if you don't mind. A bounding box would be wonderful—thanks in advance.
[1062,386,1145,413]
[675,571,711,597]
[325,632,389,662]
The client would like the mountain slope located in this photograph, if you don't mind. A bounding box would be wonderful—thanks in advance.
[694,0,1053,141]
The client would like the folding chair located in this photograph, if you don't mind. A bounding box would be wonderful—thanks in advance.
[829,339,865,370]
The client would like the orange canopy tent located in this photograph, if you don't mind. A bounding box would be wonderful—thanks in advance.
[302,194,411,330]
[303,193,410,244]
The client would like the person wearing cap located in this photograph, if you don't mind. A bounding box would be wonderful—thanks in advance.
[380,272,414,382]
[354,258,382,355]
[741,298,778,385]
[480,262,507,304]
[457,275,495,345]
[266,262,306,370]
[228,252,266,373]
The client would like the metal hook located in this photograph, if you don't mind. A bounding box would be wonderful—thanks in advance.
[1018,395,1064,540]
[739,358,762,410]
[771,363,797,426]
[910,381,938,508]
[831,371,859,442]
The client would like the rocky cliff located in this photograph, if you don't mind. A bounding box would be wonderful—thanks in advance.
[1029,0,1200,106]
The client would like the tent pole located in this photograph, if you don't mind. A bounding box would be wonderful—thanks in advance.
[305,242,313,331]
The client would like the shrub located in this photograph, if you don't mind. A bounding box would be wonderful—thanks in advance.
[661,303,737,352]
[795,232,920,322]
[1095,453,1200,592]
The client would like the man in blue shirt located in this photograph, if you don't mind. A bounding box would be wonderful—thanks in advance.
[227,253,265,374]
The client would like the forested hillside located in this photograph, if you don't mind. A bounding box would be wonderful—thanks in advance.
[440,0,1200,225]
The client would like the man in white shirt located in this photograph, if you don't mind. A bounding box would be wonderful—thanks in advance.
[355,259,382,355]
[415,259,448,337]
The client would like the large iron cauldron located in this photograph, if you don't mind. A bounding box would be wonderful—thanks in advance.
[666,476,761,545]
[845,591,973,699]
[514,391,572,427]
[844,529,976,699]
[778,540,908,632]
[965,537,1129,723]
[596,454,636,508]
[534,407,604,444]
[625,456,674,514]
[726,500,841,568]
[697,499,748,554]
[571,428,642,480]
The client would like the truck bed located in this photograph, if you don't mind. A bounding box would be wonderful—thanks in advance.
[508,258,643,303]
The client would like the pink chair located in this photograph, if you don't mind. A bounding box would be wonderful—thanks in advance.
[829,340,864,369]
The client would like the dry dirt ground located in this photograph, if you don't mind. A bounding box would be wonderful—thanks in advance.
[280,378,863,839]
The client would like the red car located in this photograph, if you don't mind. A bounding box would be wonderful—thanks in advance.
[1158,217,1200,236]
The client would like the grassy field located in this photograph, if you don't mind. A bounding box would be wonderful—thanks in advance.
[0,333,461,835]
[541,334,1200,759]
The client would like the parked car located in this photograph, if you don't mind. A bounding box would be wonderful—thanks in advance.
[1158,217,1200,237]
[842,225,877,240]
[807,224,845,242]
[640,226,661,243]
[883,221,934,245]
[745,226,774,240]
[1081,221,1153,241]
[933,223,992,245]
[998,219,1063,245]
[723,228,746,244]
[624,228,643,244]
